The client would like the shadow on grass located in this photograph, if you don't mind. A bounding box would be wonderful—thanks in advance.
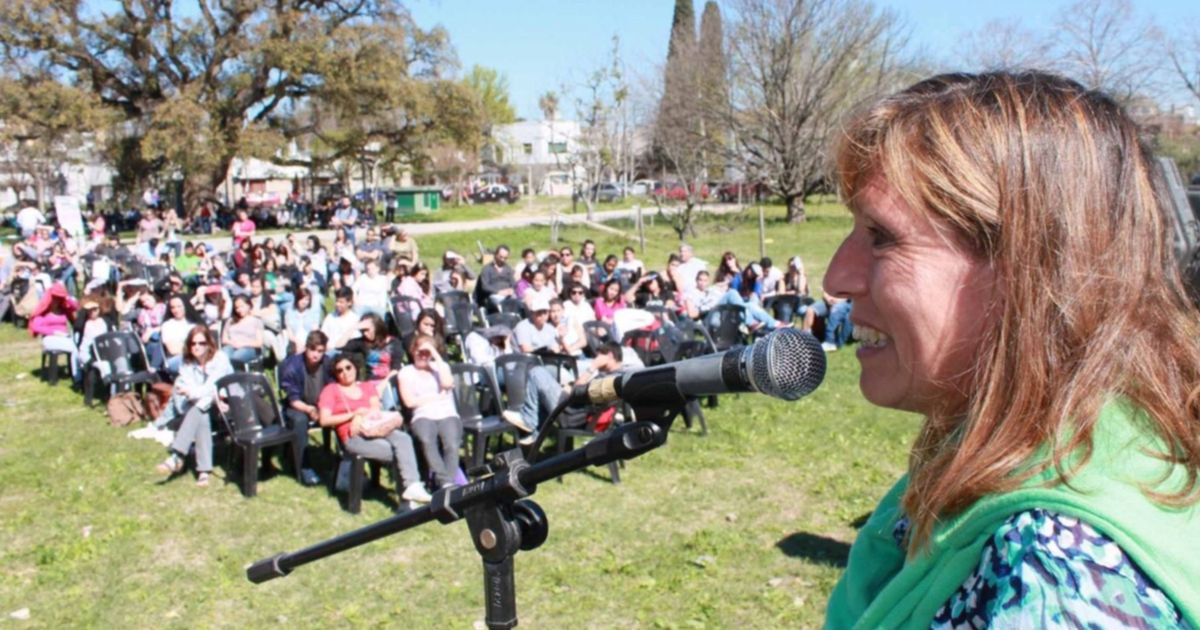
[775,532,851,568]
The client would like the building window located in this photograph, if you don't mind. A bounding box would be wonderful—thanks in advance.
[523,143,533,155]
[548,141,567,154]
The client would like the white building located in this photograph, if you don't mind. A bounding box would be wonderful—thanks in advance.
[488,120,587,195]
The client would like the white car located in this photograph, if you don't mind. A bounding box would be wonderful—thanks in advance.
[630,179,658,196]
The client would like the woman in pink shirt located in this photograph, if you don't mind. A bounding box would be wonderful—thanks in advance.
[231,209,256,247]
[592,278,626,324]
[29,283,79,381]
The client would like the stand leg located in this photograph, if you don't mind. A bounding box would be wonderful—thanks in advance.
[482,556,517,630]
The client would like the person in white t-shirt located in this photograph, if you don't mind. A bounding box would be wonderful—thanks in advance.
[15,206,44,238]
[615,246,645,276]
[320,288,361,351]
[353,260,391,318]
[675,243,707,295]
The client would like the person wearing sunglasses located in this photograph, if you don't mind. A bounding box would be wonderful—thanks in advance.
[155,325,233,487]
[318,354,431,505]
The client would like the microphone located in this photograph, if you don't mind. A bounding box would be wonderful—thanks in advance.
[573,328,826,408]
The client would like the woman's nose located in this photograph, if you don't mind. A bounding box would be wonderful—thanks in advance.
[824,233,868,300]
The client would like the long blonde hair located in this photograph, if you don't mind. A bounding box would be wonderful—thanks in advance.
[835,71,1200,550]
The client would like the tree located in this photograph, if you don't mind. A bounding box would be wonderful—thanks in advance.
[1052,0,1164,103]
[957,18,1056,70]
[0,0,476,212]
[726,0,906,222]
[1168,25,1200,106]
[698,1,730,178]
[463,65,517,128]
[569,36,632,222]
[0,76,113,210]
[538,91,560,121]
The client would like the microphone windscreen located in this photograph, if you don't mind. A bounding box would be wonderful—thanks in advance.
[749,328,826,401]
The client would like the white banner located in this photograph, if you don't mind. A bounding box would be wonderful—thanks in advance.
[54,196,85,237]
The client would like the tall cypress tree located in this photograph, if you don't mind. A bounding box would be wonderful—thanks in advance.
[667,0,696,60]
[698,1,728,177]
[656,0,697,174]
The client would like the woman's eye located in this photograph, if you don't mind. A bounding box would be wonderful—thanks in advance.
[867,226,895,248]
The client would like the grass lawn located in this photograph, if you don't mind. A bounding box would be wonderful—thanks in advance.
[0,201,921,628]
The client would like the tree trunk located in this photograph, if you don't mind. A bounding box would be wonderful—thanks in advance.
[786,194,807,223]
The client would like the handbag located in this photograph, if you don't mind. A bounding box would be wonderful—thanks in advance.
[337,384,403,438]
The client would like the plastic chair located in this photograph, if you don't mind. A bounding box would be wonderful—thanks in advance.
[41,342,74,386]
[484,311,521,332]
[706,304,748,351]
[537,352,579,384]
[554,405,624,484]
[581,320,613,356]
[450,363,518,471]
[493,353,542,420]
[496,296,526,319]
[83,331,160,407]
[214,373,306,497]
[622,329,666,366]
[391,295,422,339]
[763,295,801,324]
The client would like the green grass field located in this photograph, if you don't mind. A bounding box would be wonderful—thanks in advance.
[0,202,921,628]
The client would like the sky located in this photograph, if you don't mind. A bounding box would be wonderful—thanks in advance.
[408,0,1200,120]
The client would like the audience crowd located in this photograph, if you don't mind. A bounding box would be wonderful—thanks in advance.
[1,202,853,509]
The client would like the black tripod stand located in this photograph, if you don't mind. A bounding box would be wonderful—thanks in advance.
[247,408,677,629]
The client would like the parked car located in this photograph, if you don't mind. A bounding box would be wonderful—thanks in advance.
[577,182,625,203]
[653,181,709,201]
[717,181,771,203]
[471,183,520,204]
[630,179,658,196]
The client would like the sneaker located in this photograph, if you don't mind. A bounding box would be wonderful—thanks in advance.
[501,410,533,433]
[153,428,175,447]
[128,426,157,440]
[821,342,838,352]
[518,434,538,446]
[300,468,321,486]
[401,483,433,504]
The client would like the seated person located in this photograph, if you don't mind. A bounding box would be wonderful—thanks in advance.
[320,287,360,352]
[397,335,462,490]
[342,313,404,382]
[279,331,331,484]
[29,283,79,382]
[683,270,723,321]
[353,259,392,318]
[514,297,566,355]
[284,287,323,355]
[154,325,233,487]
[221,294,265,364]
[317,354,432,505]
[160,295,196,368]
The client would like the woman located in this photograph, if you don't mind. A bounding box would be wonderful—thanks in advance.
[410,308,448,356]
[514,265,536,300]
[306,235,328,281]
[522,270,557,312]
[713,251,741,287]
[135,289,168,368]
[717,266,786,332]
[29,283,79,381]
[159,295,195,365]
[397,334,463,490]
[781,256,817,331]
[823,72,1200,628]
[221,294,264,365]
[284,287,323,355]
[593,278,626,325]
[343,313,404,381]
[317,354,431,505]
[155,325,232,487]
[396,261,434,310]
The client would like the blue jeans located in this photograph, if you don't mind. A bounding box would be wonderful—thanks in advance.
[520,365,563,431]
[812,300,852,347]
[718,291,779,330]
[223,346,260,365]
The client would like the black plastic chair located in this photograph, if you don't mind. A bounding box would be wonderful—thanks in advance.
[763,295,802,324]
[83,331,160,407]
[581,320,613,356]
[40,334,76,386]
[436,289,473,314]
[143,264,171,286]
[214,373,306,497]
[537,352,579,384]
[554,405,624,484]
[494,353,542,421]
[706,304,748,351]
[496,296,526,319]
[484,311,521,332]
[443,301,476,349]
[622,329,666,367]
[391,296,422,339]
[450,363,518,471]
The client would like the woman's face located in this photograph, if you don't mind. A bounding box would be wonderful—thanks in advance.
[188,334,209,359]
[413,268,427,282]
[824,180,996,416]
[169,298,186,319]
[604,282,620,300]
[234,299,251,318]
[417,316,436,336]
[583,242,595,258]
[297,294,311,311]
[412,341,436,367]
[139,292,156,308]
[333,360,356,385]
[532,272,545,289]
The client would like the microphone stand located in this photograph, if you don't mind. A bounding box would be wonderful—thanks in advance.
[247,408,677,630]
